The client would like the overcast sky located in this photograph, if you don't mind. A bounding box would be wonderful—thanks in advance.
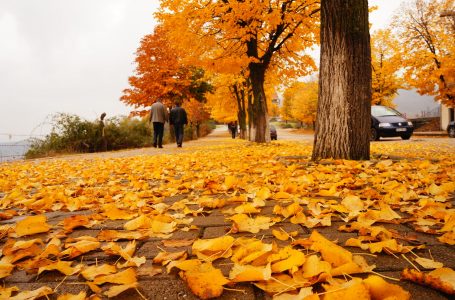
[0,0,436,142]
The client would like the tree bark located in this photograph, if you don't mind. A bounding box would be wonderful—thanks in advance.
[233,83,248,139]
[249,62,270,143]
[312,0,371,160]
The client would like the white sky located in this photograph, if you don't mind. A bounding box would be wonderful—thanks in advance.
[0,0,436,142]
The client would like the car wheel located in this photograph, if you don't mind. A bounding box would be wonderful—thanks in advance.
[449,126,455,138]
[401,134,411,140]
[370,128,379,141]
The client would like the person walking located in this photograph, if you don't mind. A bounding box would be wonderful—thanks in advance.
[228,121,237,139]
[169,100,188,148]
[149,98,168,148]
[99,112,107,152]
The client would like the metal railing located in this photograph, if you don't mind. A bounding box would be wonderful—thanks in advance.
[0,133,44,163]
[0,143,30,162]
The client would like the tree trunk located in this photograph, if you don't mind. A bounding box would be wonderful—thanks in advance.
[249,62,269,143]
[247,92,253,141]
[312,0,371,160]
[233,83,248,139]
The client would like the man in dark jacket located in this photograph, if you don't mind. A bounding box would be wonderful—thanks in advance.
[169,101,188,148]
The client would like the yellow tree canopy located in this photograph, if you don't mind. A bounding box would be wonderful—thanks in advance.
[283,81,318,125]
[157,0,319,78]
[391,0,454,107]
[371,29,403,107]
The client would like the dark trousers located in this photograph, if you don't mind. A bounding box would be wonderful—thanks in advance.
[230,128,236,139]
[153,122,164,147]
[173,124,184,146]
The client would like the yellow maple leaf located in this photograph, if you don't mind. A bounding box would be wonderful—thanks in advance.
[272,229,290,241]
[38,260,81,276]
[103,282,138,298]
[14,215,51,237]
[57,291,87,300]
[309,230,352,267]
[0,257,15,279]
[364,275,411,299]
[179,262,229,299]
[270,247,306,273]
[300,255,332,278]
[9,286,53,300]
[229,263,272,282]
[92,268,137,285]
[0,286,19,299]
[230,214,275,233]
[192,236,235,262]
[62,215,94,233]
[81,264,117,281]
[323,278,370,300]
[102,203,136,220]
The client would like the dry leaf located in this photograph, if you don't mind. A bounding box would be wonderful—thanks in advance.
[192,236,235,262]
[363,275,411,299]
[81,264,117,281]
[179,262,229,299]
[14,215,51,237]
[104,282,138,297]
[9,286,53,300]
[92,268,137,285]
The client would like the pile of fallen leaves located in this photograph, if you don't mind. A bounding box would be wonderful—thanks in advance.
[0,139,454,299]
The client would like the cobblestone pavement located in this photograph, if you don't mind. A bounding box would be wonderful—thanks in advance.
[1,128,454,299]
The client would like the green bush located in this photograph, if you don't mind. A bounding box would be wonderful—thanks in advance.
[25,113,214,159]
[279,122,294,129]
[26,113,152,158]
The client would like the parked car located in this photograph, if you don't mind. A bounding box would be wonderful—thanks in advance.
[448,121,455,138]
[371,105,414,141]
[270,125,277,140]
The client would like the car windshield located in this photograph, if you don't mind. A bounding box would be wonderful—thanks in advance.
[371,106,401,117]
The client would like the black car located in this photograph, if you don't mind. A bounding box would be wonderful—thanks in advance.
[371,105,414,141]
[270,125,277,140]
[448,121,455,138]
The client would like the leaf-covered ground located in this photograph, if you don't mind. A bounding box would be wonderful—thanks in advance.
[0,135,454,299]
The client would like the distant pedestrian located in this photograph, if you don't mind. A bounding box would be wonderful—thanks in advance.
[149,98,168,148]
[228,121,237,139]
[169,100,188,148]
[99,112,107,152]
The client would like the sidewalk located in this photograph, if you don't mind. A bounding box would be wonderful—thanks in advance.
[413,131,448,136]
[0,131,454,299]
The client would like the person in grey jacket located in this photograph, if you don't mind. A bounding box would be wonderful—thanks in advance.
[149,99,168,148]
[169,101,188,148]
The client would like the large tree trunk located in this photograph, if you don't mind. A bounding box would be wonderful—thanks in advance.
[249,62,270,143]
[312,0,371,160]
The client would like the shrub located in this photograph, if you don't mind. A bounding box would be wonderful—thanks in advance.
[25,113,214,159]
[280,122,294,129]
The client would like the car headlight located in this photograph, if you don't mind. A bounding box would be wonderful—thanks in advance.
[407,121,413,126]
[378,122,392,128]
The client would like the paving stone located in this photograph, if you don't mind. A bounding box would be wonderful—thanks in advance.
[163,194,189,204]
[202,223,306,239]
[192,215,230,227]
[302,225,358,243]
[3,270,35,283]
[380,222,443,246]
[137,240,192,258]
[92,219,126,230]
[115,279,257,300]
